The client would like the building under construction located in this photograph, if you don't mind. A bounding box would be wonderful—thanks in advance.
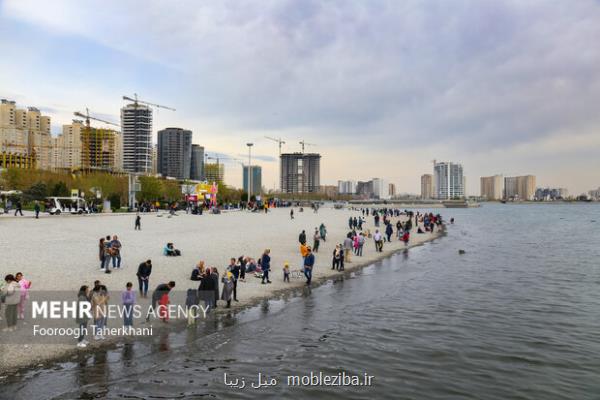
[81,126,123,172]
[280,152,321,193]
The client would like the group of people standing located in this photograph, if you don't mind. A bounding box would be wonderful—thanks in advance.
[0,272,31,331]
[98,235,123,274]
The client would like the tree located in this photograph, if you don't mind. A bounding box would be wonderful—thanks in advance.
[23,182,48,202]
[138,176,163,202]
[51,181,70,196]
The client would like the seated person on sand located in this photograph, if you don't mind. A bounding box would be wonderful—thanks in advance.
[245,258,258,273]
[417,227,424,234]
[164,242,181,256]
[191,261,205,280]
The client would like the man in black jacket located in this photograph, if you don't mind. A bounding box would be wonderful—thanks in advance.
[136,260,152,298]
[299,230,306,245]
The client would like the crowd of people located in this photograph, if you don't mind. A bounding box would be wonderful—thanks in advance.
[2,205,446,350]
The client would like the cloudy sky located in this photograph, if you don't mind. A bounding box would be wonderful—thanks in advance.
[1,0,599,194]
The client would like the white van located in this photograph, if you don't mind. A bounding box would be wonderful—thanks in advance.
[45,196,89,215]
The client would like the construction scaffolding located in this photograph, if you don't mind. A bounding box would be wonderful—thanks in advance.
[0,151,36,169]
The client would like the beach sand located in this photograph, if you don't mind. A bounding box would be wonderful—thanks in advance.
[0,206,442,373]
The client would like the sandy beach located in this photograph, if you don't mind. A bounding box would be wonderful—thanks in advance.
[0,206,442,374]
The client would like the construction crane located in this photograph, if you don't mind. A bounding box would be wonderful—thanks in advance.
[74,108,120,129]
[264,136,286,155]
[122,93,176,111]
[299,140,316,153]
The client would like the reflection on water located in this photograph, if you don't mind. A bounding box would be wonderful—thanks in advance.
[3,204,600,399]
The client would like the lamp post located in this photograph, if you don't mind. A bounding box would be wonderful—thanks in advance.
[246,143,254,201]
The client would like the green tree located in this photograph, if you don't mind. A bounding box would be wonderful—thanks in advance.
[23,182,48,202]
[139,176,163,201]
[51,181,70,196]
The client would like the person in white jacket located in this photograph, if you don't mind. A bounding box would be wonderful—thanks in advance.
[2,274,21,331]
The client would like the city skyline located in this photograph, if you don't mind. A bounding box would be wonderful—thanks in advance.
[1,1,599,194]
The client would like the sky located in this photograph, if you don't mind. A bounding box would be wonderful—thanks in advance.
[1,0,599,195]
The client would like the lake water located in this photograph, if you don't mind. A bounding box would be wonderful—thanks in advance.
[3,204,600,399]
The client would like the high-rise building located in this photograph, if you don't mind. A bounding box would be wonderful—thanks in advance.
[121,103,153,174]
[356,180,374,198]
[389,183,396,197]
[480,175,503,200]
[157,127,192,179]
[372,178,390,199]
[243,165,262,195]
[190,144,205,181]
[52,120,84,170]
[433,161,465,199]
[205,162,225,184]
[280,153,321,193]
[337,180,357,195]
[504,175,536,200]
[420,174,433,199]
[517,175,536,201]
[0,100,52,169]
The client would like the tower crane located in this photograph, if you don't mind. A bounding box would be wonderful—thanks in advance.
[122,93,176,111]
[264,136,286,155]
[299,140,316,153]
[74,108,121,129]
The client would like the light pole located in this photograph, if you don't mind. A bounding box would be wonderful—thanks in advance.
[246,143,254,201]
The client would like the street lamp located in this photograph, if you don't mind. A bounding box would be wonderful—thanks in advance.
[246,143,254,200]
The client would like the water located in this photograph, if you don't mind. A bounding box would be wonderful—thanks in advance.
[3,204,600,399]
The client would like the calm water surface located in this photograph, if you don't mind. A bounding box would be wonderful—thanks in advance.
[2,204,600,399]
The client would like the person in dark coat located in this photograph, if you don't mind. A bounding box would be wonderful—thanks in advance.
[299,230,306,245]
[210,268,220,308]
[385,223,394,242]
[260,249,272,284]
[199,270,215,310]
[136,260,152,297]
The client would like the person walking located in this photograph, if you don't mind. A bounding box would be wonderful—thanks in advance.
[319,223,327,242]
[136,260,152,298]
[385,223,393,243]
[303,247,315,285]
[2,275,20,331]
[135,213,141,230]
[290,209,294,219]
[373,230,383,252]
[283,262,290,283]
[76,285,91,348]
[260,249,272,284]
[14,201,23,216]
[91,285,109,339]
[34,201,40,219]
[110,235,122,269]
[122,282,136,330]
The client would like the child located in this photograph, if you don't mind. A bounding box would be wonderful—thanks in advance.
[122,282,136,330]
[283,262,290,283]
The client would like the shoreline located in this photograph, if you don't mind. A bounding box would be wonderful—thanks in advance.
[0,208,444,376]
